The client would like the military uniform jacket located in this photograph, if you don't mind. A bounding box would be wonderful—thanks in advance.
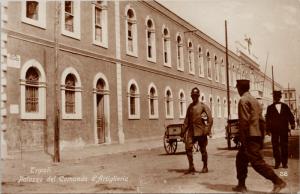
[238,92,264,143]
[183,101,213,136]
[265,102,295,134]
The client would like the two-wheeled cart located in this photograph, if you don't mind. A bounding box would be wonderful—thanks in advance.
[163,123,200,154]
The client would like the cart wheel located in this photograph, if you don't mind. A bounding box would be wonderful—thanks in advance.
[163,133,177,154]
[193,142,200,152]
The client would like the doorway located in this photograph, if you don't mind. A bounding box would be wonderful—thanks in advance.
[96,94,105,144]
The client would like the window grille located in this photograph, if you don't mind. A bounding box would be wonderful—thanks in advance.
[25,67,39,112]
[65,74,76,113]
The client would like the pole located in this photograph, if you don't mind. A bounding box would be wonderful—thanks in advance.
[262,52,269,96]
[272,65,274,93]
[288,83,291,108]
[225,20,230,119]
[225,20,231,149]
[53,1,60,162]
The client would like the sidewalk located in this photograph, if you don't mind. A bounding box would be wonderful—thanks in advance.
[5,136,164,162]
[5,130,299,163]
[5,133,228,163]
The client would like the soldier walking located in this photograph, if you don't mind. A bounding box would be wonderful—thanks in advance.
[233,80,286,193]
[181,87,213,174]
[265,90,295,169]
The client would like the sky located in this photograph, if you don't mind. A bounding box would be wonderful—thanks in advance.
[158,0,300,96]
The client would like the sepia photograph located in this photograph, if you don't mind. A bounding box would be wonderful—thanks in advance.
[1,0,300,193]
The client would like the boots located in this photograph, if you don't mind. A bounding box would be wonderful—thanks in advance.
[232,179,247,193]
[201,154,208,173]
[272,178,287,193]
[201,162,208,173]
[185,151,195,174]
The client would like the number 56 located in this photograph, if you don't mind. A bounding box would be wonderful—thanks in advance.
[280,171,288,177]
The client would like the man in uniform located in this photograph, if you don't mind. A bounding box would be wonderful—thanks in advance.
[233,80,286,193]
[266,90,295,169]
[181,87,213,174]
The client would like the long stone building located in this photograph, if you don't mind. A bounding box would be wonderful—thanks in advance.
[0,1,282,156]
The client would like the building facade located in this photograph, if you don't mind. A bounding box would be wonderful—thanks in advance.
[1,1,282,156]
[282,88,297,120]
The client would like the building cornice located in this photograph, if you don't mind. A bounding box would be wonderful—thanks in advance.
[143,1,240,62]
[8,30,237,94]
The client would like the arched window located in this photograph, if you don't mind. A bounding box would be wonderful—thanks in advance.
[61,67,82,119]
[188,40,195,74]
[232,64,236,86]
[20,59,46,120]
[162,26,171,67]
[126,7,137,56]
[217,97,221,118]
[165,87,174,118]
[198,46,204,77]
[201,93,206,102]
[209,95,214,117]
[221,58,225,84]
[127,79,140,119]
[250,72,255,90]
[228,64,232,87]
[25,67,39,113]
[223,98,228,118]
[214,55,219,82]
[148,83,158,119]
[65,74,76,113]
[146,17,156,62]
[93,1,108,47]
[130,85,136,115]
[176,34,184,71]
[234,99,238,114]
[179,90,186,118]
[207,51,212,80]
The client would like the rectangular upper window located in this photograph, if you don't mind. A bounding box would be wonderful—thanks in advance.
[21,1,46,29]
[93,1,108,48]
[61,1,81,40]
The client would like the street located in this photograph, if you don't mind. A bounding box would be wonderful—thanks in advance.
[1,134,299,193]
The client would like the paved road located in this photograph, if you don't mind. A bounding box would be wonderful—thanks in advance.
[2,134,299,193]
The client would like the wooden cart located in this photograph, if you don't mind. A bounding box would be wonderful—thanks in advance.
[163,123,201,154]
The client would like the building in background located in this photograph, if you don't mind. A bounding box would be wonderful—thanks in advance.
[282,88,297,122]
[0,1,282,157]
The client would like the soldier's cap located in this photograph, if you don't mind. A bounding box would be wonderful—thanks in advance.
[191,87,200,96]
[236,79,250,88]
[273,90,282,97]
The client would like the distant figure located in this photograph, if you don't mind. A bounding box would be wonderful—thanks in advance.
[181,87,213,174]
[233,80,286,193]
[265,90,295,169]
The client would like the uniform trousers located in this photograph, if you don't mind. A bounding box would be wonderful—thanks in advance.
[236,136,280,183]
[271,132,288,165]
[185,135,208,163]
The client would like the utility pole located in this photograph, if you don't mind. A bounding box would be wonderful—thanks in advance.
[271,65,274,93]
[262,52,269,96]
[225,20,230,119]
[53,1,61,162]
[288,83,291,108]
[225,20,231,149]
